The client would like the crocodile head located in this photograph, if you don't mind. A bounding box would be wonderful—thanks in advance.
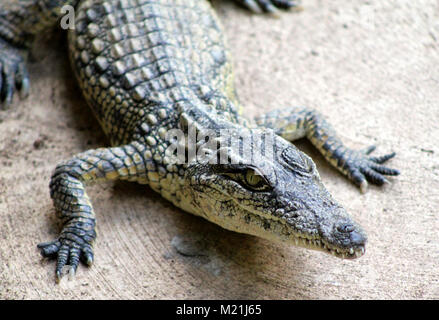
[184,128,367,259]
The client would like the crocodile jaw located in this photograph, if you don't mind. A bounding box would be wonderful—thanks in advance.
[192,188,366,259]
[236,206,367,259]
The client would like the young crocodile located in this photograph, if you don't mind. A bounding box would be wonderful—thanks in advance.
[0,0,399,282]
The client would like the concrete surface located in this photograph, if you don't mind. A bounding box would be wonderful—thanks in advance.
[0,0,438,299]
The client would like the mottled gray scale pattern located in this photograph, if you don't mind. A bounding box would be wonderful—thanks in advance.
[0,0,399,281]
[69,0,238,147]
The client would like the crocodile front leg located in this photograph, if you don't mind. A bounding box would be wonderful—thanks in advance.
[255,107,400,192]
[38,141,151,282]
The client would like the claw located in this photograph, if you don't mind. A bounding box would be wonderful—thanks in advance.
[371,164,400,176]
[364,145,377,155]
[238,0,301,14]
[81,247,94,266]
[55,244,69,278]
[360,180,368,194]
[68,266,77,281]
[16,63,30,99]
[37,240,61,257]
[351,169,366,189]
[242,0,263,13]
[257,0,281,15]
[56,270,62,284]
[272,0,302,9]
[266,5,281,17]
[370,152,396,164]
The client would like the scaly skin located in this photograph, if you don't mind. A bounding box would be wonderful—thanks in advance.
[0,0,399,282]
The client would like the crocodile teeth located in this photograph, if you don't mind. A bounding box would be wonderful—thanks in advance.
[290,235,364,259]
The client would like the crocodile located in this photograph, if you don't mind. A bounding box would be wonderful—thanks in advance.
[0,0,399,282]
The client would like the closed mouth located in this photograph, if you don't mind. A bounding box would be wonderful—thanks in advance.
[291,235,366,259]
[208,187,367,259]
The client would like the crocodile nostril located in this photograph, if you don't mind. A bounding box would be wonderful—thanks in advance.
[350,230,366,246]
[337,223,355,233]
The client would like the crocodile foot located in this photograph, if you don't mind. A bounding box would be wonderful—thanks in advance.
[0,38,29,107]
[343,145,400,193]
[38,229,95,282]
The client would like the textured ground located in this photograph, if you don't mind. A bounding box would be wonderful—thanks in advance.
[0,0,438,299]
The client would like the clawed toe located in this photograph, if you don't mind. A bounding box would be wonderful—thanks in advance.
[370,152,397,164]
[37,239,94,282]
[237,0,301,14]
[37,240,61,257]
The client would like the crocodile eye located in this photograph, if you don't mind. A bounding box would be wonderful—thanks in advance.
[244,169,264,188]
[224,168,272,192]
[242,169,272,191]
[221,164,272,192]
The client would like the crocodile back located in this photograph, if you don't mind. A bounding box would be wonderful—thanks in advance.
[69,0,238,145]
